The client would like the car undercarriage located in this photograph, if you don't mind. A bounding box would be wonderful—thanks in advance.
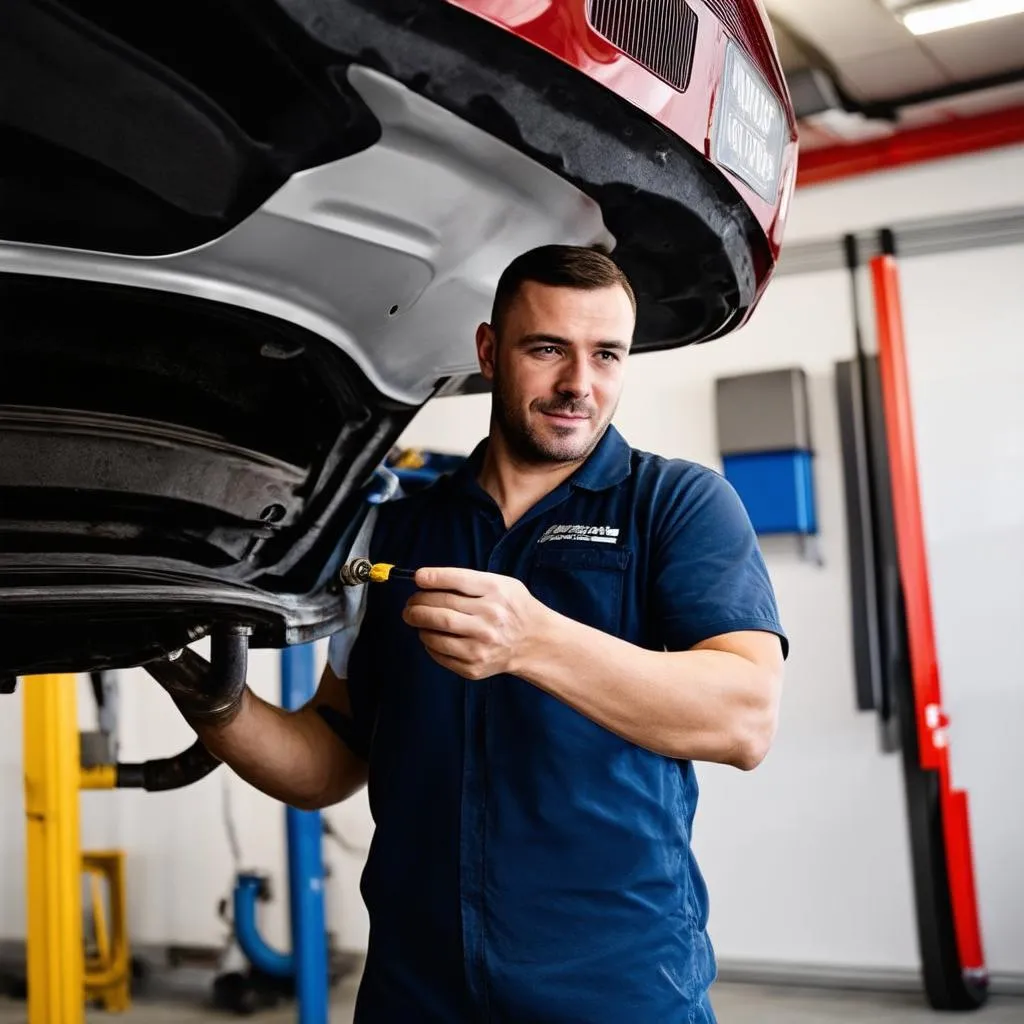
[0,0,797,676]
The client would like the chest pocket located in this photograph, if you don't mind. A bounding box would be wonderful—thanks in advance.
[526,544,631,636]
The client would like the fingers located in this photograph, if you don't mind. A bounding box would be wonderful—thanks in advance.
[400,569,520,681]
[419,630,491,679]
[403,603,484,638]
[405,590,478,617]
[414,567,494,596]
[416,629,472,659]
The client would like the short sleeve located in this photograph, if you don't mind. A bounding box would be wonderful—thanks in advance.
[320,505,381,760]
[327,502,380,677]
[649,466,788,658]
[320,623,378,761]
[327,582,369,679]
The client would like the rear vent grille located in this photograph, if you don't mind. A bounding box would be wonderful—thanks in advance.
[587,0,699,92]
[702,0,780,89]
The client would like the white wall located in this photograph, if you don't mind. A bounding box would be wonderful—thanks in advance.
[2,143,1022,977]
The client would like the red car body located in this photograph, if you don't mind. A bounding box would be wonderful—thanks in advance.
[451,0,798,274]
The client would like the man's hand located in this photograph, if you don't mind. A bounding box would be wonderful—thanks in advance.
[402,567,548,680]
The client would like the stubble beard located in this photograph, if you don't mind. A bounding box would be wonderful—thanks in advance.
[491,372,610,466]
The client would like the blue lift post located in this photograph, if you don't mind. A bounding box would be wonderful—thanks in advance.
[281,642,329,1024]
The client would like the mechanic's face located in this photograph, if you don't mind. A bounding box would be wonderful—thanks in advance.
[476,281,634,465]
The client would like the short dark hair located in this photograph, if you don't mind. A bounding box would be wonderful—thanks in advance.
[490,243,637,334]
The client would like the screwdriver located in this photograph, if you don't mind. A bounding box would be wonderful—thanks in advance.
[339,557,418,587]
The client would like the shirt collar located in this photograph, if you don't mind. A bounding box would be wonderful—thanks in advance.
[448,424,632,497]
[567,424,632,492]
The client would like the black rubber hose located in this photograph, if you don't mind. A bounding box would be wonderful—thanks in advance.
[115,738,222,792]
[122,625,250,791]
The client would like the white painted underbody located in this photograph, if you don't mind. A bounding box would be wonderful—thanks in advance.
[0,64,614,406]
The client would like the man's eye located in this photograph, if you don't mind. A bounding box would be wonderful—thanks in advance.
[597,351,619,362]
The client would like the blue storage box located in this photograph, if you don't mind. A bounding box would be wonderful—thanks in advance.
[722,450,817,536]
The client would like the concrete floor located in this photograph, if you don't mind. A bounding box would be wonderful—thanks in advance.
[2,973,1023,1023]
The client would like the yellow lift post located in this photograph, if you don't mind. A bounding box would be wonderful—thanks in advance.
[20,632,235,1022]
[22,673,133,1023]
[22,673,86,1024]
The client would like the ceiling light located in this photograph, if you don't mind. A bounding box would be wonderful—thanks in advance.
[899,0,1024,35]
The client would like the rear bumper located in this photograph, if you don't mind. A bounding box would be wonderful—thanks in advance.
[277,0,795,346]
[446,0,799,274]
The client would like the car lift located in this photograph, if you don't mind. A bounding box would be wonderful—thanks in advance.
[21,669,152,1022]
[22,672,88,1024]
[19,660,223,1024]
[837,231,988,1010]
[18,626,336,1024]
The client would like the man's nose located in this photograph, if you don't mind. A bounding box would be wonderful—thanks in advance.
[555,356,591,397]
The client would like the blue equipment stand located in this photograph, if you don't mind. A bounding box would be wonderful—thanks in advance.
[281,643,330,1024]
[231,643,329,1022]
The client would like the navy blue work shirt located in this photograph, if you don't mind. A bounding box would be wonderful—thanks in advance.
[327,425,787,1023]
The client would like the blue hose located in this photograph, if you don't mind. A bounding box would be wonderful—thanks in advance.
[233,874,292,978]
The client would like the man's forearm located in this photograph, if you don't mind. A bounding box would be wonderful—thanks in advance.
[193,688,367,810]
[511,609,781,770]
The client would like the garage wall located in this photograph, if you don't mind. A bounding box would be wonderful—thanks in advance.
[1,144,1022,977]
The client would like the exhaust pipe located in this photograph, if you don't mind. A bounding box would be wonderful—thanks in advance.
[114,625,251,792]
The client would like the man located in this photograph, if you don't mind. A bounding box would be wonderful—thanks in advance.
[154,244,787,1022]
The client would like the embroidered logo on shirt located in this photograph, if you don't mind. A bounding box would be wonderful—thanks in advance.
[538,525,620,545]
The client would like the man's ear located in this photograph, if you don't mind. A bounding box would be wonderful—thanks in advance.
[475,322,497,382]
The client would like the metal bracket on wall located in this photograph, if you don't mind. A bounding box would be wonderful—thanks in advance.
[81,672,120,768]
[777,205,1024,278]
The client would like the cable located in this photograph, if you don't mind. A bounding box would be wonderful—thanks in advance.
[221,771,243,873]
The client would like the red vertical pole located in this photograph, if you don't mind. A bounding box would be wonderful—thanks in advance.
[870,253,985,977]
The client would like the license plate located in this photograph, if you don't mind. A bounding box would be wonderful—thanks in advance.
[712,42,786,204]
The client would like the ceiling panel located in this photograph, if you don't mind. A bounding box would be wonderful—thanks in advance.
[765,0,916,60]
[770,0,1024,147]
[836,44,953,100]
[915,16,1024,80]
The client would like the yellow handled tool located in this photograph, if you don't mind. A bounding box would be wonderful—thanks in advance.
[339,557,417,586]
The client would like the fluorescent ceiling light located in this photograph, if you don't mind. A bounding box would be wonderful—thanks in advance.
[899,0,1024,35]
